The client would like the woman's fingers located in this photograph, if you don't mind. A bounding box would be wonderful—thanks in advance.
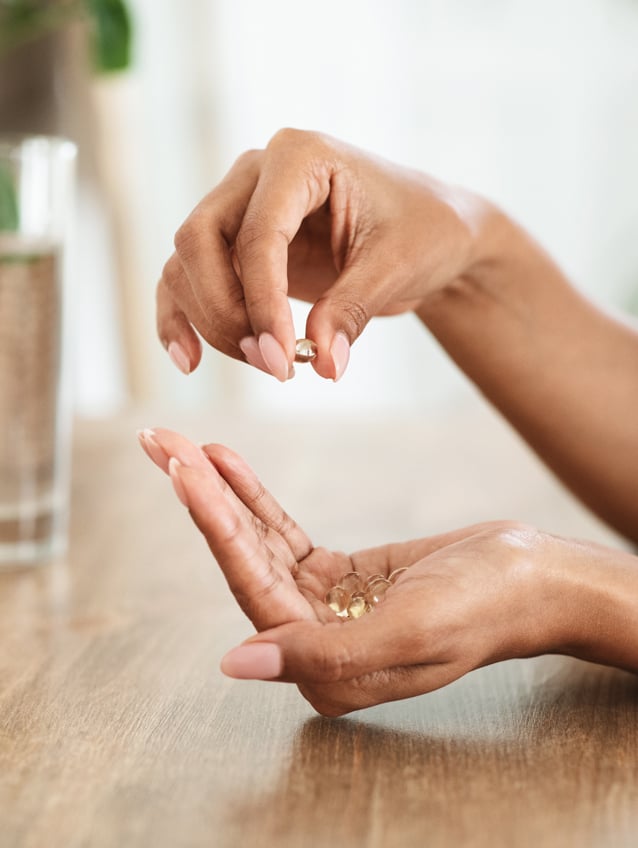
[160,150,264,373]
[157,129,482,382]
[137,427,211,475]
[137,428,317,629]
[156,263,203,374]
[231,131,336,372]
[202,443,313,563]
[156,130,422,381]
[220,593,475,716]
[174,461,316,629]
[139,429,314,564]
[222,592,429,683]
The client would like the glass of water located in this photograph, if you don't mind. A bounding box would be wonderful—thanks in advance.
[0,135,76,567]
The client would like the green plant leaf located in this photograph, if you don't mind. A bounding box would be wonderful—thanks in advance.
[85,0,131,72]
[0,1,85,58]
[0,1,133,72]
[0,163,19,231]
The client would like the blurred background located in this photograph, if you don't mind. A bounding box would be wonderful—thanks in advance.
[1,0,638,419]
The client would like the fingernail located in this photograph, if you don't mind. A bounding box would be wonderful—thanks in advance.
[137,429,152,460]
[221,642,283,679]
[330,332,350,381]
[141,428,169,471]
[168,341,191,375]
[258,333,289,383]
[168,457,189,507]
[239,336,271,374]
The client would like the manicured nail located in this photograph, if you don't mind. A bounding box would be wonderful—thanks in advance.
[136,429,152,460]
[168,456,189,507]
[168,341,191,375]
[140,428,169,471]
[258,333,289,382]
[330,332,350,381]
[221,642,283,679]
[239,336,271,374]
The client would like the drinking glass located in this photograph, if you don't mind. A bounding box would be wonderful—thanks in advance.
[0,134,76,566]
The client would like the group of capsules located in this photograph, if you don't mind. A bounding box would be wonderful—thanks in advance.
[324,568,408,621]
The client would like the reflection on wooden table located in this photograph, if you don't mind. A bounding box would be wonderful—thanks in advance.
[0,404,636,848]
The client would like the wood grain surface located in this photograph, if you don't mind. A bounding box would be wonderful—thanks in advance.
[0,403,637,848]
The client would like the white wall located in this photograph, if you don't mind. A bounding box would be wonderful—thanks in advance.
[74,0,638,415]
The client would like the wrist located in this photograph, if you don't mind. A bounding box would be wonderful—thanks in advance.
[540,537,638,672]
[414,193,538,320]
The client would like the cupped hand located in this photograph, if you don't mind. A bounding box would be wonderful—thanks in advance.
[156,129,489,382]
[137,427,595,716]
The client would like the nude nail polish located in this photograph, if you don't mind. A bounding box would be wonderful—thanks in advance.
[258,333,290,383]
[168,457,189,507]
[239,336,271,374]
[330,332,350,382]
[137,429,152,461]
[139,428,169,472]
[168,341,191,375]
[220,642,283,679]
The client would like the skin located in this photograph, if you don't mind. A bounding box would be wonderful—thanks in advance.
[138,428,638,717]
[151,129,638,714]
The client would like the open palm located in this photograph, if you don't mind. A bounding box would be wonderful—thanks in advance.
[139,427,566,715]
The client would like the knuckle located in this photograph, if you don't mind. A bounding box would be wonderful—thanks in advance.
[160,266,182,300]
[158,258,189,312]
[332,296,368,339]
[233,148,262,169]
[234,569,282,618]
[160,252,181,283]
[217,511,243,546]
[476,522,543,567]
[235,215,271,255]
[493,521,539,544]
[311,640,354,684]
[273,510,295,538]
[173,222,195,260]
[243,288,283,316]
[268,126,309,150]
[204,302,245,337]
[174,215,207,262]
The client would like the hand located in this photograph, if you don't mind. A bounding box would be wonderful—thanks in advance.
[137,427,638,716]
[156,129,491,381]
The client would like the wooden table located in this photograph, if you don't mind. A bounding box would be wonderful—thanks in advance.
[1,403,637,847]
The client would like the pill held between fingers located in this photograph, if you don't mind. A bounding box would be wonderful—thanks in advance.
[294,339,318,363]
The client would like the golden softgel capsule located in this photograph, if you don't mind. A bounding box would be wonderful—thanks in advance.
[338,571,363,593]
[347,593,369,619]
[294,339,318,363]
[365,577,391,606]
[388,567,408,583]
[325,586,350,618]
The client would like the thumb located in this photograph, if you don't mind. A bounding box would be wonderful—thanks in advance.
[220,601,418,685]
[305,245,409,381]
[305,262,385,381]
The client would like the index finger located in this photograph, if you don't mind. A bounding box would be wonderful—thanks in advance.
[234,129,336,366]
